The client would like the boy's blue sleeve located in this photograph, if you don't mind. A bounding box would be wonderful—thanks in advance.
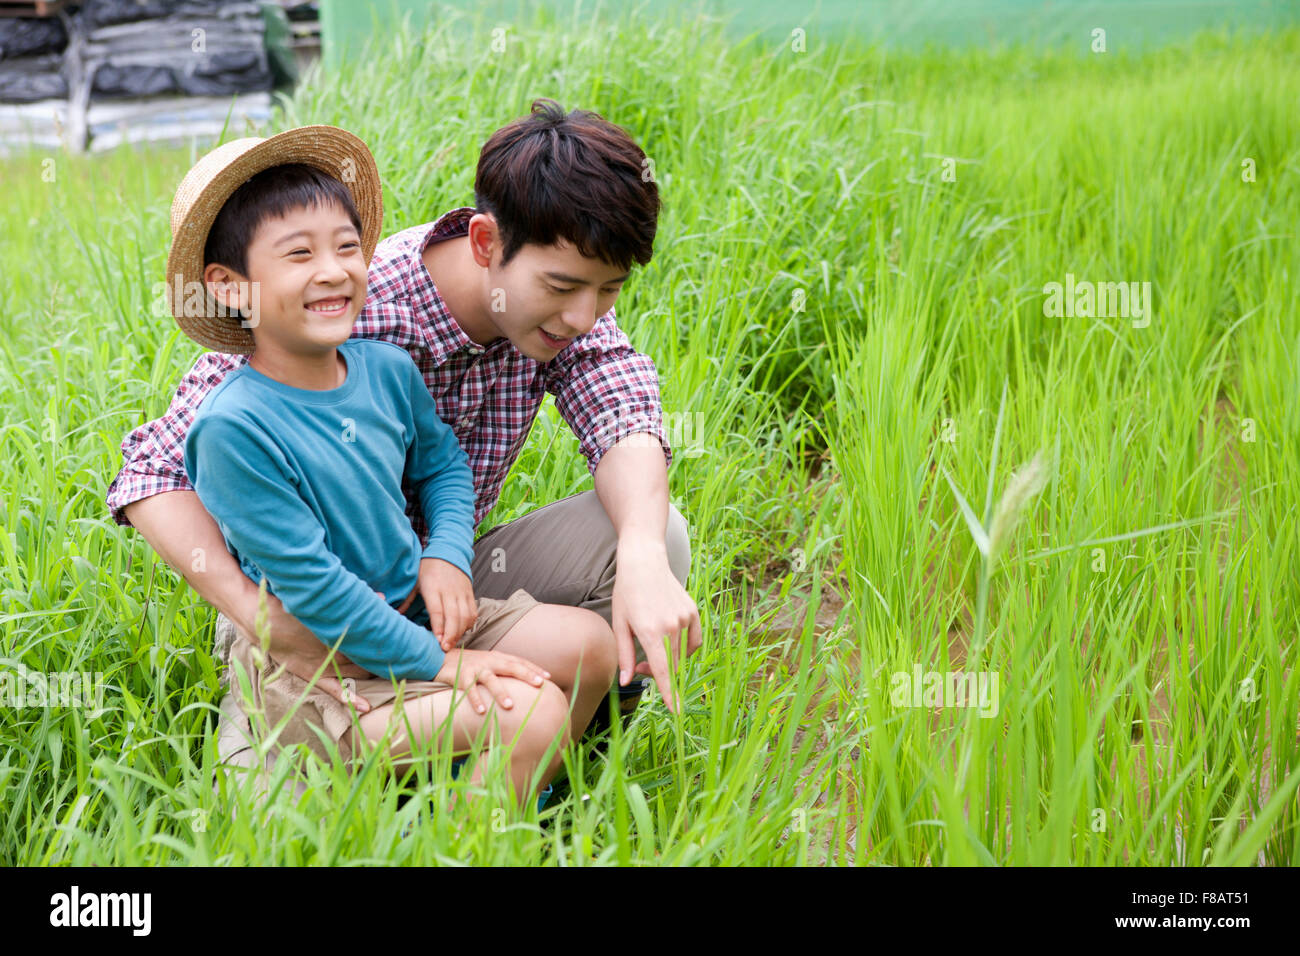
[404,359,476,580]
[184,411,446,681]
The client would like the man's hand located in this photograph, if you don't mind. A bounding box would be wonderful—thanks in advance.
[417,558,477,652]
[240,586,374,713]
[612,539,702,714]
[435,648,551,716]
[591,434,702,715]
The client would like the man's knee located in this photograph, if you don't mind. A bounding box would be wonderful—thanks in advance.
[214,610,238,675]
[573,489,690,585]
[666,502,691,587]
[217,692,253,758]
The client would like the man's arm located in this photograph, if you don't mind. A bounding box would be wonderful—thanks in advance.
[107,351,245,526]
[594,437,701,714]
[124,490,258,632]
[123,491,373,692]
[545,307,702,713]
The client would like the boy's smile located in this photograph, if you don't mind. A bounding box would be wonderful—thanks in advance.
[204,201,368,389]
[304,295,350,316]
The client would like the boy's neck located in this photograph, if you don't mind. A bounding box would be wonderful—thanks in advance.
[248,345,348,391]
[422,235,501,347]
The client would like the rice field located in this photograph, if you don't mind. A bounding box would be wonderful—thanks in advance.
[0,5,1297,865]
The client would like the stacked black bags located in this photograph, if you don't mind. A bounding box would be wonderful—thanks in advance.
[82,0,272,99]
[0,15,69,103]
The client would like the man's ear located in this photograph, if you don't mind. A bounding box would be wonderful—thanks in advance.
[466,213,499,268]
[203,262,251,313]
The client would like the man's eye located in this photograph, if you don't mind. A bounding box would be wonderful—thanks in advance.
[549,285,576,294]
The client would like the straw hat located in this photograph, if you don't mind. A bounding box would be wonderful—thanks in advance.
[164,125,383,354]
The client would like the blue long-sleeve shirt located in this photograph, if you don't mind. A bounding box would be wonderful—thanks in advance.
[182,337,475,681]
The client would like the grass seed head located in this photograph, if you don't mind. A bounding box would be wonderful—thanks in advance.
[988,450,1051,565]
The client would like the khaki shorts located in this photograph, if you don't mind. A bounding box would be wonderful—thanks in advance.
[226,588,540,768]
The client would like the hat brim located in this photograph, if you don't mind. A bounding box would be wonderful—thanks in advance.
[165,125,384,355]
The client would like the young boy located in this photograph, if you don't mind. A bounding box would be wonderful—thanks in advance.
[173,126,618,808]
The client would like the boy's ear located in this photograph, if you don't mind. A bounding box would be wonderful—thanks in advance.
[466,213,499,268]
[203,262,251,312]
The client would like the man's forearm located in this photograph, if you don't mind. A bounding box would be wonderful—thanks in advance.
[593,436,669,550]
[593,432,700,704]
[123,490,257,633]
[124,489,370,687]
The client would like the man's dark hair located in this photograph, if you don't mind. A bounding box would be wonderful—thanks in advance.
[204,163,362,276]
[474,99,661,271]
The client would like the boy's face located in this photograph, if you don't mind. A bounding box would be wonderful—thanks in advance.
[204,201,367,354]
[470,215,630,362]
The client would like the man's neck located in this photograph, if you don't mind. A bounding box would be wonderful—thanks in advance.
[421,234,501,347]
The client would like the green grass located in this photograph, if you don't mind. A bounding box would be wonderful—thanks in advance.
[0,5,1297,865]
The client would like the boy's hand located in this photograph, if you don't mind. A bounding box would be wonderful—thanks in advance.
[417,558,477,652]
[434,648,551,716]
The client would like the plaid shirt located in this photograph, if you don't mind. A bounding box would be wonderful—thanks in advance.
[105,206,672,543]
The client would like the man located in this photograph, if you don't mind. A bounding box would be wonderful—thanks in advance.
[106,99,702,769]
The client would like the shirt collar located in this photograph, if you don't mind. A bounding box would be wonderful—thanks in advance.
[412,207,491,363]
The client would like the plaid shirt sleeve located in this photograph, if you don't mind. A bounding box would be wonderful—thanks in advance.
[543,306,672,477]
[105,350,246,528]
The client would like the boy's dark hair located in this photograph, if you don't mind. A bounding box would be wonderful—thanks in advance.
[474,99,660,271]
[204,163,362,276]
